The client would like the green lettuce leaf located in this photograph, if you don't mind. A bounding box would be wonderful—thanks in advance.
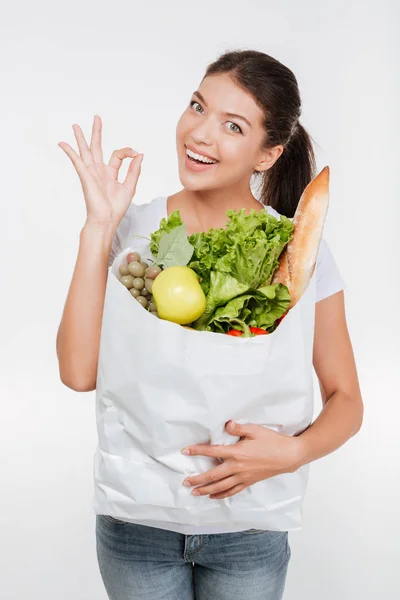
[195,283,290,333]
[155,224,194,268]
[190,271,249,330]
[188,208,293,289]
[247,284,290,329]
[149,210,183,256]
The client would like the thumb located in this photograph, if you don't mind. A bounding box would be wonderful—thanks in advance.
[225,420,257,438]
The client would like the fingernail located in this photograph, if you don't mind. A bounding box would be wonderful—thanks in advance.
[181,448,190,455]
[182,480,191,487]
[192,489,200,496]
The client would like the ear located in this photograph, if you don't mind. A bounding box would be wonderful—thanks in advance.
[254,144,284,173]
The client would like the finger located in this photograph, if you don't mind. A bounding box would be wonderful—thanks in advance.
[192,475,242,497]
[72,123,95,167]
[183,462,233,488]
[210,483,246,500]
[225,420,259,439]
[108,147,140,178]
[58,142,86,178]
[122,154,144,197]
[181,444,236,459]
[90,115,104,164]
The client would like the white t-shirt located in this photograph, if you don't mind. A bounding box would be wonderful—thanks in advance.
[104,195,346,535]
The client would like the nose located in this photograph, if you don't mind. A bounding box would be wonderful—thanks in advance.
[190,117,216,148]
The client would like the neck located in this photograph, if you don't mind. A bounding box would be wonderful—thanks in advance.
[167,184,266,234]
[182,185,262,215]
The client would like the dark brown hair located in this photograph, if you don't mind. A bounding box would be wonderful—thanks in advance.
[203,49,317,218]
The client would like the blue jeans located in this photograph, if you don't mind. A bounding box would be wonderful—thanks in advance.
[96,515,291,599]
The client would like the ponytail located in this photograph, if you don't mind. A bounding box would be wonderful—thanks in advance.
[257,122,317,219]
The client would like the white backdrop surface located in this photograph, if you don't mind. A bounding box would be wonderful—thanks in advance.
[0,1,398,598]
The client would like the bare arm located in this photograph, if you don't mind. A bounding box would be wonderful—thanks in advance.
[56,115,143,392]
[295,290,364,466]
[56,223,115,391]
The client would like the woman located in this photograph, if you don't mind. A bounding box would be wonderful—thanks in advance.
[57,50,364,600]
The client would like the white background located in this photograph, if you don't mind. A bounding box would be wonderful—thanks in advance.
[1,1,398,598]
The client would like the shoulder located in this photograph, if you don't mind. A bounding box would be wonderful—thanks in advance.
[127,195,166,220]
[263,204,283,220]
[122,196,167,235]
[315,237,346,302]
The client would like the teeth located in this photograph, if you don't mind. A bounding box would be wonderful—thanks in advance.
[186,148,217,164]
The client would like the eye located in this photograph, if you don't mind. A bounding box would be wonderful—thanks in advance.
[189,100,243,134]
[190,100,203,113]
[227,122,243,134]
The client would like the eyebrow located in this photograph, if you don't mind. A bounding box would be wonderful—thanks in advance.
[192,90,252,128]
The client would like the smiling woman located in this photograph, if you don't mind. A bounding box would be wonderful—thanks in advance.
[57,47,363,600]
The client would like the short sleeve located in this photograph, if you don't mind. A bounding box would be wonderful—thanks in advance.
[315,237,346,302]
[107,205,132,268]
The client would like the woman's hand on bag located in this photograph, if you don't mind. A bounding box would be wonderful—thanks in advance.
[58,115,144,228]
[181,420,306,500]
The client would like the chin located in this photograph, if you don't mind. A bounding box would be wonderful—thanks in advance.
[176,166,200,190]
[178,176,204,192]
[177,162,215,192]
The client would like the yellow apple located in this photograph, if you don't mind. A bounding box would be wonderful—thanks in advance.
[151,266,206,324]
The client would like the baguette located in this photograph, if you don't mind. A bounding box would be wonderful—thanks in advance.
[271,166,330,309]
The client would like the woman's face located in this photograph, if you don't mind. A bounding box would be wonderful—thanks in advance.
[175,73,275,193]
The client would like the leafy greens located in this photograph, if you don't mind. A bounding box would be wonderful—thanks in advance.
[149,207,294,334]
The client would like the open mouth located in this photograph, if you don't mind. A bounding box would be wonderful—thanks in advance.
[188,155,206,165]
[184,147,219,170]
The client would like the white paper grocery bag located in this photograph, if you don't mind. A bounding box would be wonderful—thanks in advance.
[92,243,317,531]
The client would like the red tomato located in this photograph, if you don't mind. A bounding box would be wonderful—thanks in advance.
[227,329,243,336]
[249,326,269,335]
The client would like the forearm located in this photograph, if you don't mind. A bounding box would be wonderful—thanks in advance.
[294,390,364,468]
[56,222,115,391]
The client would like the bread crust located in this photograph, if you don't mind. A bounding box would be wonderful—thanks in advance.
[271,166,330,309]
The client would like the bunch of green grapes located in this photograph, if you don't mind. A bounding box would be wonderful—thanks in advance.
[118,252,162,317]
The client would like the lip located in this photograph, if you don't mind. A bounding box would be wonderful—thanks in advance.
[185,144,219,162]
[184,151,219,172]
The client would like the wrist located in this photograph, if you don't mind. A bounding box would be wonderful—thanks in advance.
[289,436,309,472]
[80,220,116,248]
